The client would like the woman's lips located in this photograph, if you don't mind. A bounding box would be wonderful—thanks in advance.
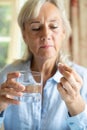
[40,45,53,48]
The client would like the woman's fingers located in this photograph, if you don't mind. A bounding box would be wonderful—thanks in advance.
[57,63,84,105]
[1,77,25,92]
[57,63,85,116]
[58,63,83,90]
[0,72,25,106]
[60,77,76,95]
[0,87,23,97]
[7,72,21,80]
[57,82,66,95]
[0,95,20,105]
[64,64,82,83]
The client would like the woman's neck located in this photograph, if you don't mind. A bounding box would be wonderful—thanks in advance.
[30,57,57,86]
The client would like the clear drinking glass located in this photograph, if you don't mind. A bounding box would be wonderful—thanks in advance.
[15,70,43,130]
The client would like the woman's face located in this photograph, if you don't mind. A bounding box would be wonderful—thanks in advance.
[23,2,65,61]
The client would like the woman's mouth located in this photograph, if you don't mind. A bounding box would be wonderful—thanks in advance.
[40,45,53,49]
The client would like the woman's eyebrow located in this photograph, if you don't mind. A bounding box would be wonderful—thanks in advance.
[29,19,60,24]
[30,21,41,24]
[49,19,60,22]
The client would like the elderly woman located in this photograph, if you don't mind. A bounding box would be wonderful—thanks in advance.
[0,0,87,130]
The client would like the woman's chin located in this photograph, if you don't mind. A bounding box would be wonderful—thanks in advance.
[39,54,57,61]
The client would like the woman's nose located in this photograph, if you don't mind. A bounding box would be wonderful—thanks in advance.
[40,25,51,40]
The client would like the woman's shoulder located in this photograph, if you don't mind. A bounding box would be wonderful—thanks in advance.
[0,60,29,72]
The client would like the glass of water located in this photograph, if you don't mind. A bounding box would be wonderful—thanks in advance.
[15,70,43,130]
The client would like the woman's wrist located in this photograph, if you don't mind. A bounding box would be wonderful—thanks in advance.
[66,95,86,116]
[0,103,8,113]
[0,110,4,117]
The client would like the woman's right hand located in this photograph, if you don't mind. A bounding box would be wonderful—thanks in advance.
[0,72,25,112]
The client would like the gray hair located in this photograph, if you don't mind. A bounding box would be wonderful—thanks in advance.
[18,0,72,65]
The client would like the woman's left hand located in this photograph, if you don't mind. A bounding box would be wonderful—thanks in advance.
[57,63,86,116]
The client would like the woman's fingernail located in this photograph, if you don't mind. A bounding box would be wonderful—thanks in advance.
[58,63,63,67]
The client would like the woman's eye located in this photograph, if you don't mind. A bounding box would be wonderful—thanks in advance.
[32,28,40,31]
[51,25,59,29]
[32,27,41,31]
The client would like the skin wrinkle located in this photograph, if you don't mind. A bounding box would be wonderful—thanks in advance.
[0,2,86,129]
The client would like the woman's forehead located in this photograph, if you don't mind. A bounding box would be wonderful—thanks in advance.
[28,2,62,23]
[37,2,60,17]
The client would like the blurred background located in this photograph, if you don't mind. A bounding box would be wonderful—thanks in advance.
[0,0,87,72]
[0,0,87,129]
